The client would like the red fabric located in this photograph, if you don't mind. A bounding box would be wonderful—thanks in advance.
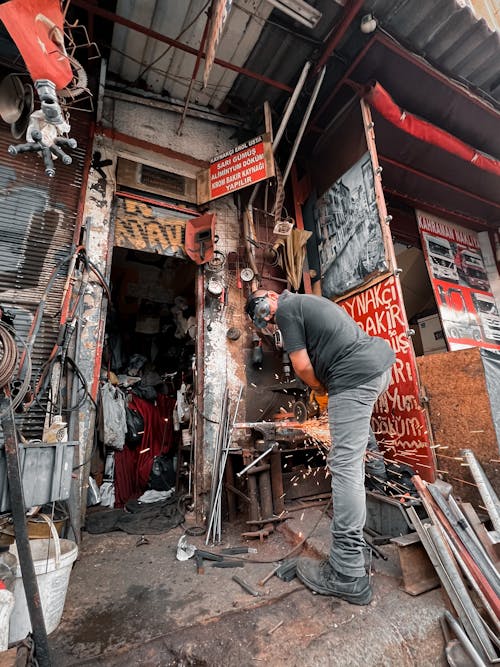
[364,82,500,178]
[114,445,141,508]
[114,394,176,508]
[0,0,72,87]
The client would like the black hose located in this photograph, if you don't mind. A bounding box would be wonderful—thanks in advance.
[0,397,52,666]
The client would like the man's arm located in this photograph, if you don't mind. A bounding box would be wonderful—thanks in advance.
[288,349,326,395]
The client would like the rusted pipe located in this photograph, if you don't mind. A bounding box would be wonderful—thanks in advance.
[314,0,365,73]
[258,469,274,519]
[270,449,285,514]
[247,474,260,522]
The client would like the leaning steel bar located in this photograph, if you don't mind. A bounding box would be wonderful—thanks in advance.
[462,449,500,533]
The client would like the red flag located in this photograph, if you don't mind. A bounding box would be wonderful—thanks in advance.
[0,0,72,88]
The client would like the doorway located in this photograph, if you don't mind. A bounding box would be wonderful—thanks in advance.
[96,246,197,508]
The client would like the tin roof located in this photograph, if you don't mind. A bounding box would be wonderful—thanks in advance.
[103,0,500,124]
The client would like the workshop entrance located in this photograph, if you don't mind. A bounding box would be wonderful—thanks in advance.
[91,193,199,512]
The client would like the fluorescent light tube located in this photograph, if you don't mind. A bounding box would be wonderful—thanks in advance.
[265,0,322,29]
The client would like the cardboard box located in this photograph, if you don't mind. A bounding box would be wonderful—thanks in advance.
[417,314,447,354]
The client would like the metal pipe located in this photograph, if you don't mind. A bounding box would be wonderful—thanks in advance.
[270,449,285,514]
[427,525,495,661]
[236,443,277,478]
[258,469,274,519]
[462,449,500,533]
[0,396,52,667]
[71,0,293,93]
[444,611,488,667]
[248,60,311,207]
[314,0,365,73]
[282,66,326,186]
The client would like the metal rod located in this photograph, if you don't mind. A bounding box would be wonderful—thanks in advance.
[206,385,243,543]
[248,60,311,207]
[282,66,326,186]
[236,444,276,478]
[314,0,365,73]
[444,611,488,667]
[409,504,490,661]
[1,396,52,666]
[462,449,500,533]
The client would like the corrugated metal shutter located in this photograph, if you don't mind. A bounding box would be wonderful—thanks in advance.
[0,112,90,440]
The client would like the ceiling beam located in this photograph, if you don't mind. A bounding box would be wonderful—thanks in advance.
[383,187,492,230]
[71,0,294,93]
[314,0,365,73]
[379,155,500,213]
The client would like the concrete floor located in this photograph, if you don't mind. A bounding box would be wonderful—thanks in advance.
[48,507,447,666]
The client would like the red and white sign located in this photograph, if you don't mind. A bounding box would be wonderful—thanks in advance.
[340,276,435,481]
[417,210,500,352]
[198,136,274,203]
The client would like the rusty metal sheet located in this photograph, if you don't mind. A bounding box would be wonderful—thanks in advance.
[114,196,189,257]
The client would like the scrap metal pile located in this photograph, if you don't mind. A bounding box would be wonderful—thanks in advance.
[409,450,499,666]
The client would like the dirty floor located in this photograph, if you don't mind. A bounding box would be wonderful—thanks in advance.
[49,508,447,666]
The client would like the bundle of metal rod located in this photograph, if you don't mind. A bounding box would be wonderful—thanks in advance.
[410,475,500,664]
[205,385,243,544]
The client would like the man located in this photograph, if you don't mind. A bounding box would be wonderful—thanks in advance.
[245,289,395,605]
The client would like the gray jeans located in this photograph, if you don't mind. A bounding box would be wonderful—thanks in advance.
[326,369,392,577]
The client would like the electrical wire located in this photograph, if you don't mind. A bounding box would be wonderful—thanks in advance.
[0,323,18,388]
[0,322,32,419]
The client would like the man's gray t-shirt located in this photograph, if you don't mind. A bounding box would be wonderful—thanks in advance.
[275,291,395,394]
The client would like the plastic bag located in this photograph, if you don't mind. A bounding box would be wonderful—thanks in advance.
[99,481,115,508]
[100,382,127,450]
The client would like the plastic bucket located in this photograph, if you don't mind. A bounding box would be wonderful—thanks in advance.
[8,515,78,643]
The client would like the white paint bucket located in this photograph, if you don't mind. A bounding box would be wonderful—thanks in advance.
[8,515,78,643]
[0,589,14,650]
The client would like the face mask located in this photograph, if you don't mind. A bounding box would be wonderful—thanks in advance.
[245,295,270,329]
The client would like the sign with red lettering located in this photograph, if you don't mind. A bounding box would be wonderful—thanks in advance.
[339,276,435,481]
[417,210,500,352]
[197,135,274,204]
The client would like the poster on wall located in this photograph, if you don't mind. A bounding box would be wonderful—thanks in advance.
[417,210,500,351]
[313,151,387,298]
[339,275,435,481]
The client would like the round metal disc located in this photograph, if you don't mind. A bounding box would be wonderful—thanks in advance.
[240,267,254,282]
[293,400,307,423]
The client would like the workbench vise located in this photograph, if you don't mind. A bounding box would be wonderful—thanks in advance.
[234,421,306,452]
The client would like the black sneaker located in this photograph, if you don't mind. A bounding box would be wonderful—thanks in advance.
[296,558,373,605]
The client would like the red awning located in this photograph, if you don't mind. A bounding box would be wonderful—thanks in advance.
[364,82,500,179]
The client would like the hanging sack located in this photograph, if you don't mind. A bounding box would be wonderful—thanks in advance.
[125,407,144,448]
[100,382,127,450]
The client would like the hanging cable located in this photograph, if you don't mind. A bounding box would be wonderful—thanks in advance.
[0,323,17,387]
